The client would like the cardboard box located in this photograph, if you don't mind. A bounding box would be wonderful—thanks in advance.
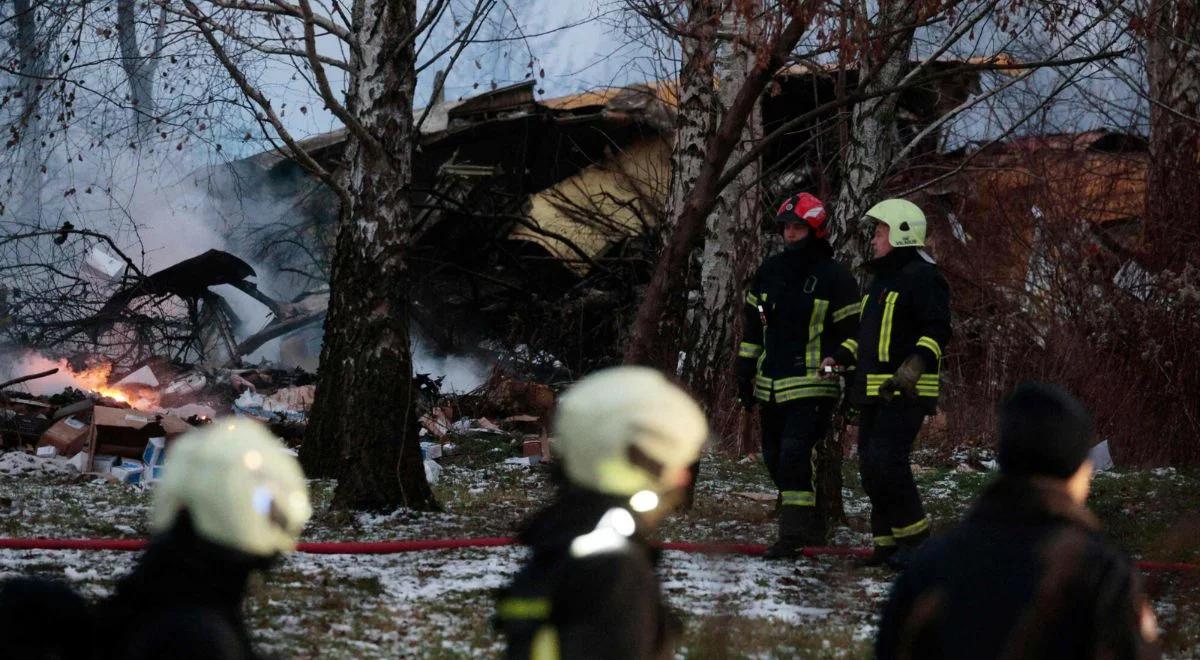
[39,416,90,456]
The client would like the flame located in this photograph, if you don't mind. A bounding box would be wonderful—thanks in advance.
[70,362,159,409]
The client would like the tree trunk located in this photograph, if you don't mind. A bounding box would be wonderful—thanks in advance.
[624,9,809,369]
[1145,0,1200,273]
[12,0,44,224]
[684,4,763,439]
[300,0,436,511]
[116,0,159,139]
[821,0,916,525]
[830,0,915,270]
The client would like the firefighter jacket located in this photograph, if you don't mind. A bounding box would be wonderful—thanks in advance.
[737,241,860,403]
[834,247,950,412]
[495,487,679,660]
[876,476,1160,660]
[97,514,269,660]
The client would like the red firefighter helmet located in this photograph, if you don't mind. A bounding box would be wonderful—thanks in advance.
[775,193,829,239]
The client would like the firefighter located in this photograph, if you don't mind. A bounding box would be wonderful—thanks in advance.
[735,192,860,558]
[825,198,950,568]
[494,366,708,660]
[876,383,1160,659]
[97,419,312,659]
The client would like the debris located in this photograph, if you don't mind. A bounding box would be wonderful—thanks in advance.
[35,445,56,458]
[0,367,60,390]
[110,458,145,485]
[1089,440,1114,472]
[421,442,443,460]
[84,245,126,279]
[39,416,90,456]
[424,459,443,485]
[164,371,208,397]
[113,365,160,388]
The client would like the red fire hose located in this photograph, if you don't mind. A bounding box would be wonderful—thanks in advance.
[0,536,1197,573]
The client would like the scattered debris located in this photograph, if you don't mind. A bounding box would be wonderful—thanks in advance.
[1089,440,1115,472]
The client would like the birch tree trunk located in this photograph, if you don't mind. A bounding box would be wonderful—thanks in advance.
[822,0,915,525]
[684,5,763,437]
[645,0,720,376]
[1145,0,1200,273]
[12,0,44,224]
[116,0,165,140]
[624,7,809,369]
[830,0,915,270]
[300,0,436,511]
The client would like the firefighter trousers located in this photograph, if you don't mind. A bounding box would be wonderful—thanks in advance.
[858,401,930,547]
[760,398,835,506]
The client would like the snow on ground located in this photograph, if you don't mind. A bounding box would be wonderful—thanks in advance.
[2,441,1200,658]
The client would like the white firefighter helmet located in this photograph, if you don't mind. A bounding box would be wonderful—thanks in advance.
[151,418,312,557]
[553,366,708,499]
[865,198,927,247]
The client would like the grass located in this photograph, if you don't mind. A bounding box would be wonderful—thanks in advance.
[2,436,1200,658]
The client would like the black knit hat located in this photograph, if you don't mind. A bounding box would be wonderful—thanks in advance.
[997,382,1094,478]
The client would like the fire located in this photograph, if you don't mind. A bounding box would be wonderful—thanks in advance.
[71,362,159,409]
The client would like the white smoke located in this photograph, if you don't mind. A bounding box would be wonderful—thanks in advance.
[0,352,82,396]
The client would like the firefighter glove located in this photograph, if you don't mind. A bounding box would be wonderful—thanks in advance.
[880,354,925,401]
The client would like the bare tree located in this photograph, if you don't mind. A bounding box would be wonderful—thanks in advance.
[1144,0,1200,272]
[180,0,504,510]
[116,0,169,139]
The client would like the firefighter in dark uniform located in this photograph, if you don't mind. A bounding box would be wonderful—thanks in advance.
[826,198,950,568]
[735,192,861,558]
[494,366,708,660]
[97,419,312,660]
[0,419,312,660]
[876,383,1160,659]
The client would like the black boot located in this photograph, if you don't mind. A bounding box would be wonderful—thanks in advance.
[763,507,824,559]
[884,528,930,571]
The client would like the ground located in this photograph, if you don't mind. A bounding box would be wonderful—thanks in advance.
[2,431,1199,659]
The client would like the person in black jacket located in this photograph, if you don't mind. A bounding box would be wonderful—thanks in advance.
[97,419,312,660]
[495,367,708,660]
[826,198,951,568]
[735,192,860,558]
[876,383,1160,660]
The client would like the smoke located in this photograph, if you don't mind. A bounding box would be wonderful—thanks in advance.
[412,333,493,393]
[0,352,84,396]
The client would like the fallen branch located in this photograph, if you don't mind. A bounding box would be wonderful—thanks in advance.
[0,368,60,391]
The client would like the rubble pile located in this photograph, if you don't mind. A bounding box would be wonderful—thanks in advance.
[2,360,563,488]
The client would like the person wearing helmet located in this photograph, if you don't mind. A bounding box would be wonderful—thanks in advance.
[96,419,312,660]
[735,192,861,558]
[824,198,951,569]
[494,366,708,660]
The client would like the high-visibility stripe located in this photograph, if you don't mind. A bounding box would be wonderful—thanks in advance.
[775,385,840,402]
[878,291,899,362]
[738,342,763,358]
[497,597,551,620]
[781,490,816,507]
[865,373,940,397]
[831,301,861,323]
[893,517,931,538]
[805,299,829,375]
[746,292,759,306]
[859,294,869,318]
[874,535,897,547]
[916,336,942,361]
[772,375,833,390]
[531,625,560,660]
[841,338,858,359]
